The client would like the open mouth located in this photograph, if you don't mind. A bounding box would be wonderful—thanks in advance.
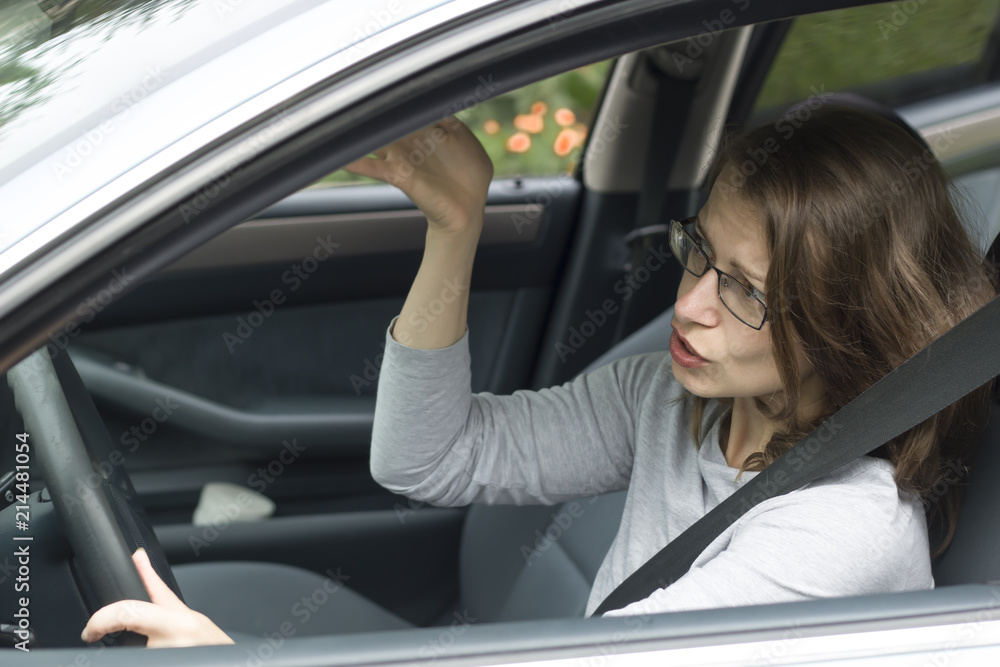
[670,328,708,368]
[679,336,698,355]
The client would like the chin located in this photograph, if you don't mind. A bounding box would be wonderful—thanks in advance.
[670,361,721,398]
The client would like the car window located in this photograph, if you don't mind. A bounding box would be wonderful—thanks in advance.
[311,59,613,187]
[752,0,1000,114]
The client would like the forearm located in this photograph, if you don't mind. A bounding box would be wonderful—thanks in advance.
[392,222,481,349]
[371,316,640,506]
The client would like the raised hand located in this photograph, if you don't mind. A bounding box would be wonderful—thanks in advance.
[343,116,494,235]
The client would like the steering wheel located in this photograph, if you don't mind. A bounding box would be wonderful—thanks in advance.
[6,347,183,647]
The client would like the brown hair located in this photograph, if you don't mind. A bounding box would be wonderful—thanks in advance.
[695,105,997,555]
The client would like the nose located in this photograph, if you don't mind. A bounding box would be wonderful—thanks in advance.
[674,269,722,327]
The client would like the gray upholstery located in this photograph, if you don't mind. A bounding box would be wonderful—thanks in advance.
[928,168,1000,585]
[954,168,1000,259]
[930,395,1000,586]
[459,491,628,623]
[174,561,410,637]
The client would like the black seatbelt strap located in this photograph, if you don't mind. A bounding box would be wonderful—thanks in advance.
[594,294,1000,616]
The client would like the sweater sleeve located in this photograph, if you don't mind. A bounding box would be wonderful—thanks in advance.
[370,316,647,506]
[601,470,932,616]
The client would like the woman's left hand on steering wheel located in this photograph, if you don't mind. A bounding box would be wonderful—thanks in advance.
[81,549,235,648]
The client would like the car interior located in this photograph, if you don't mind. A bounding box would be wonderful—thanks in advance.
[3,0,1000,658]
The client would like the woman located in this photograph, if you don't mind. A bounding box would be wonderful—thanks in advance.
[82,105,998,646]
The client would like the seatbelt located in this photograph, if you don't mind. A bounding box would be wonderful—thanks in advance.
[594,293,1000,615]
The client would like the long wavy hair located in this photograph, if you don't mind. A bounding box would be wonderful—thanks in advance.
[692,105,998,556]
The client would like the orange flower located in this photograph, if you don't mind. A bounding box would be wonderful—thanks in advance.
[483,119,500,135]
[554,108,576,127]
[513,113,544,134]
[553,128,582,157]
[506,132,531,153]
[531,101,548,115]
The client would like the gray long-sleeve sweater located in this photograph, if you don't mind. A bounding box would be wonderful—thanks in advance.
[370,317,933,617]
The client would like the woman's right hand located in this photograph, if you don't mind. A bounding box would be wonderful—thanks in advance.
[343,116,494,235]
[346,116,490,348]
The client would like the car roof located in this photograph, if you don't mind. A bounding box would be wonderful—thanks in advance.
[0,0,516,264]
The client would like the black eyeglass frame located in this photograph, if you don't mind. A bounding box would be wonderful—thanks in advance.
[670,218,769,330]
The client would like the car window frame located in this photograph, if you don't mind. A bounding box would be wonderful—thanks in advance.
[727,1,1000,130]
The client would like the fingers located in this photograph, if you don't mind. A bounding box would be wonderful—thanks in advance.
[81,599,166,644]
[82,599,235,648]
[81,549,235,648]
[342,116,469,182]
[132,549,184,610]
[342,156,390,182]
[79,549,180,642]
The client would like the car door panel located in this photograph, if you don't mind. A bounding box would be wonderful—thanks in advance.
[68,176,581,527]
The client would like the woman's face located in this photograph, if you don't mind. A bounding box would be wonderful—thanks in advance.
[669,169,815,403]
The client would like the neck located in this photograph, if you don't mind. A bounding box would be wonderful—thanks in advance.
[722,379,827,469]
[722,397,772,468]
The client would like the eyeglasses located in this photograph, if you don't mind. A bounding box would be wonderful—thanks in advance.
[669,218,768,330]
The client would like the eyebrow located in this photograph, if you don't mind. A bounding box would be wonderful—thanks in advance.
[693,218,766,286]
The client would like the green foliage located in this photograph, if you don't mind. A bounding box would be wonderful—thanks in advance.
[756,0,1000,111]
